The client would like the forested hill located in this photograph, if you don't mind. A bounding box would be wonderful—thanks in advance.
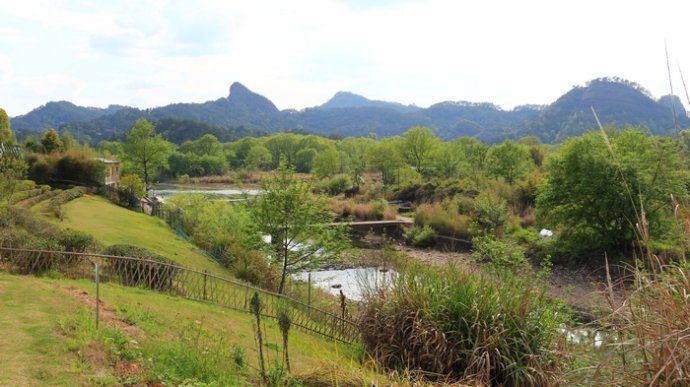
[10,78,688,144]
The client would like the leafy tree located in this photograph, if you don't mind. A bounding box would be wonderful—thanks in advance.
[61,129,79,151]
[124,119,174,187]
[487,140,531,184]
[0,149,27,207]
[0,108,15,145]
[402,126,439,174]
[537,129,687,254]
[40,128,64,154]
[264,133,300,168]
[245,145,273,171]
[178,134,223,157]
[249,161,348,294]
[23,135,43,153]
[294,148,317,173]
[431,141,464,179]
[338,137,373,184]
[367,137,405,186]
[312,148,341,178]
[456,137,488,184]
[117,174,147,208]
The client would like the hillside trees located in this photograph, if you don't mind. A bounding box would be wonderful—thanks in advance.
[367,137,405,186]
[124,119,174,187]
[537,129,687,254]
[168,134,228,177]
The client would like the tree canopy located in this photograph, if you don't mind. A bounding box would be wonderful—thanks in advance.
[124,119,174,187]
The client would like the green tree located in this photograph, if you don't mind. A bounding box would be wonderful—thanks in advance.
[367,137,405,186]
[457,137,489,184]
[537,129,687,254]
[487,140,531,184]
[124,119,174,187]
[312,148,340,178]
[0,108,15,145]
[0,149,27,207]
[61,129,79,151]
[338,137,373,184]
[178,134,223,157]
[40,128,64,154]
[249,161,348,294]
[245,145,273,171]
[402,126,439,174]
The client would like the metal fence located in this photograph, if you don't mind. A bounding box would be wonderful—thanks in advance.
[0,247,359,343]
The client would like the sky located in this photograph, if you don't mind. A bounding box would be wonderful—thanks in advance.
[2,0,690,117]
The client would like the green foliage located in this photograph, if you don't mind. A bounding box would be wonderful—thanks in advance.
[124,119,174,187]
[117,174,146,208]
[403,225,437,247]
[414,200,472,238]
[0,107,15,145]
[249,161,349,294]
[245,144,273,171]
[312,147,341,178]
[486,140,531,184]
[359,263,568,385]
[537,129,687,256]
[40,128,64,154]
[54,150,106,186]
[0,150,28,206]
[366,137,404,186]
[164,194,263,269]
[326,174,352,196]
[472,190,508,236]
[471,235,526,267]
[402,126,439,174]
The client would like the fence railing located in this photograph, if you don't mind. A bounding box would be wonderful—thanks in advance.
[0,247,359,343]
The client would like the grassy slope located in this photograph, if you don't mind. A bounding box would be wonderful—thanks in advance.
[0,273,85,386]
[0,272,370,385]
[56,195,229,276]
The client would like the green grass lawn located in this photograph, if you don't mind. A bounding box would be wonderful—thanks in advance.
[0,272,374,385]
[56,195,230,276]
[0,273,86,386]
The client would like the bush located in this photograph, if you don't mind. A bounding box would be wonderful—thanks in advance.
[57,228,96,265]
[54,152,106,186]
[232,250,279,291]
[404,225,436,248]
[415,202,471,238]
[326,174,352,196]
[359,263,568,385]
[117,174,146,208]
[471,235,526,267]
[104,244,179,291]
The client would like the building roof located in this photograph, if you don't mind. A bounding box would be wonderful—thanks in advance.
[93,157,120,164]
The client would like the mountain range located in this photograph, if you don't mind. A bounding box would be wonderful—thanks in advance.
[9,77,689,144]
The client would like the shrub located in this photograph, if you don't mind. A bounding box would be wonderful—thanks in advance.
[57,228,96,265]
[359,263,568,385]
[404,225,436,248]
[103,244,179,291]
[232,251,279,292]
[326,174,352,196]
[471,235,526,267]
[117,174,146,208]
[415,202,471,238]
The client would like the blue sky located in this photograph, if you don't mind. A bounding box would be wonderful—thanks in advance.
[2,0,690,116]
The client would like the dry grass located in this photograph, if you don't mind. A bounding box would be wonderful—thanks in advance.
[415,202,471,238]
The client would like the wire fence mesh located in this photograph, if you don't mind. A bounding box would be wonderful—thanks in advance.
[0,247,359,343]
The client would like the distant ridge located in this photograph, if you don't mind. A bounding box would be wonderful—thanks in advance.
[9,77,688,144]
[321,91,419,113]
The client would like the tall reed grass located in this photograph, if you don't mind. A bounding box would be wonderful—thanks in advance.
[359,263,568,385]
